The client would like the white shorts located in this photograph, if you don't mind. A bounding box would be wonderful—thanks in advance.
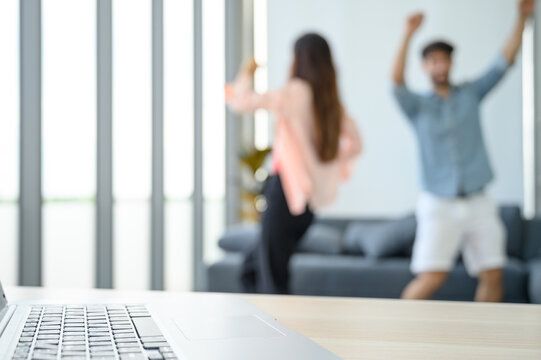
[411,192,507,277]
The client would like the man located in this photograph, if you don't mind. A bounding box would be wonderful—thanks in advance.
[392,0,535,302]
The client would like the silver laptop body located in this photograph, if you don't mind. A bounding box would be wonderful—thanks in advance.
[0,282,340,360]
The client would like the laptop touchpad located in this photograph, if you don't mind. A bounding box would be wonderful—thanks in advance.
[175,315,285,340]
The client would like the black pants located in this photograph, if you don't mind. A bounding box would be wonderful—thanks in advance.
[241,175,314,294]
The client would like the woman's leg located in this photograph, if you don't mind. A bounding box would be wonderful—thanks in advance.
[256,175,314,294]
[240,245,258,293]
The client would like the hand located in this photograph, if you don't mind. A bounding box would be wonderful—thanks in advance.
[241,57,258,75]
[224,84,235,103]
[519,0,535,18]
[405,12,424,36]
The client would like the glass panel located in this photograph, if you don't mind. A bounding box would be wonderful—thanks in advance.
[164,0,194,200]
[0,205,18,286]
[43,0,96,200]
[113,0,152,290]
[42,0,96,288]
[163,0,194,291]
[43,203,95,288]
[0,0,19,201]
[113,0,152,201]
[203,199,225,264]
[114,202,150,290]
[254,0,270,150]
[202,0,226,264]
[0,0,19,286]
[202,0,225,200]
[165,201,192,291]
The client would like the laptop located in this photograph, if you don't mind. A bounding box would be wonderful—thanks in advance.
[0,281,340,360]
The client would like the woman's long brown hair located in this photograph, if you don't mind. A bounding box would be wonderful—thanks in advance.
[291,33,342,163]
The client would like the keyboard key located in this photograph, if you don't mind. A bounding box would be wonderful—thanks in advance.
[146,350,163,360]
[120,354,146,360]
[64,326,85,332]
[161,353,178,360]
[61,351,87,356]
[132,317,162,338]
[61,341,85,347]
[32,353,56,360]
[35,340,59,346]
[116,342,140,348]
[89,332,110,338]
[111,323,130,328]
[115,337,139,344]
[62,345,87,352]
[112,325,132,330]
[141,342,169,349]
[13,350,30,358]
[140,335,165,342]
[63,336,85,342]
[34,344,59,350]
[129,313,150,318]
[88,336,110,342]
[117,347,143,354]
[109,316,129,321]
[90,354,116,358]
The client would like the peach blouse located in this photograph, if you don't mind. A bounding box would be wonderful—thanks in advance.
[227,72,362,215]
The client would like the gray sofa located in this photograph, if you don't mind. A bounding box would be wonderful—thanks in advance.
[207,206,541,303]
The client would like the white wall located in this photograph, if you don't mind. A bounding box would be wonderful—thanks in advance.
[268,0,524,217]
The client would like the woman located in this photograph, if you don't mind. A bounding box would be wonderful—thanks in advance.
[226,33,362,294]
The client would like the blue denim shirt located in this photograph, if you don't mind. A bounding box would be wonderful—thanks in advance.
[393,55,510,197]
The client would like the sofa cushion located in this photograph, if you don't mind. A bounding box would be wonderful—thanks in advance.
[528,259,541,304]
[218,223,343,255]
[499,206,523,259]
[343,215,416,258]
[298,224,343,255]
[290,254,414,298]
[523,219,541,261]
[218,224,259,253]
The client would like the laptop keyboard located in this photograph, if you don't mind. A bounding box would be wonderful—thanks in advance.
[11,304,179,360]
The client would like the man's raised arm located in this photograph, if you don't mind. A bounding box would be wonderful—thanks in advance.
[503,0,535,64]
[392,12,424,85]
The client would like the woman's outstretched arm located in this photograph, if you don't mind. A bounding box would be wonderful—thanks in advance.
[225,57,279,114]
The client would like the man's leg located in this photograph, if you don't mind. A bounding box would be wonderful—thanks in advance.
[401,271,448,300]
[405,193,463,300]
[463,194,506,302]
[475,268,503,302]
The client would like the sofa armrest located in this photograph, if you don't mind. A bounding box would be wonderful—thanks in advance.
[528,259,541,304]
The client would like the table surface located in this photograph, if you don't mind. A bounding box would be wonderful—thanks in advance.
[5,287,541,360]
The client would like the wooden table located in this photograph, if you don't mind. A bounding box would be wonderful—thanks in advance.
[6,287,541,359]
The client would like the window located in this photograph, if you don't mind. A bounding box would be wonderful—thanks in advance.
[113,0,152,290]
[42,0,96,288]
[254,0,270,150]
[0,0,18,286]
[10,0,231,291]
[202,0,226,265]
[164,0,194,291]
